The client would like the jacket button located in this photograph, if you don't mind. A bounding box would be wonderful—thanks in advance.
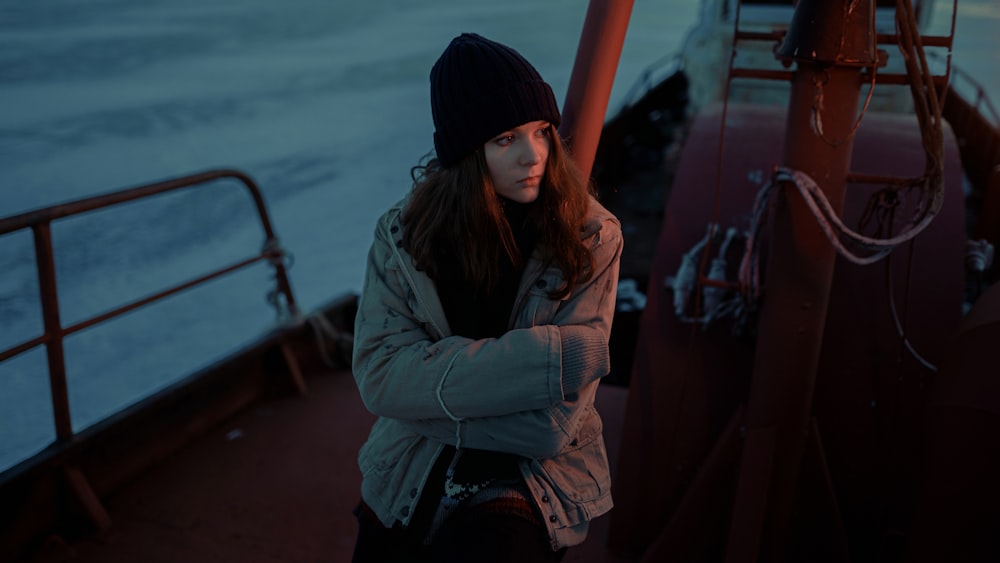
[401,505,410,517]
[549,515,558,523]
[535,279,546,289]
[409,488,418,498]
[541,495,550,503]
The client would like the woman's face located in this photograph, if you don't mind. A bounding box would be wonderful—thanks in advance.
[483,120,551,204]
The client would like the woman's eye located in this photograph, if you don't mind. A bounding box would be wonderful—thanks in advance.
[535,126,550,137]
[495,135,514,146]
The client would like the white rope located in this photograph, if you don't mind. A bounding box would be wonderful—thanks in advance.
[886,259,939,373]
[730,165,943,373]
[703,227,739,314]
[766,167,941,265]
[666,223,752,330]
[667,223,716,319]
[966,239,996,273]
[737,175,778,302]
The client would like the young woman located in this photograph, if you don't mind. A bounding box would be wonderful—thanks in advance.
[351,33,623,562]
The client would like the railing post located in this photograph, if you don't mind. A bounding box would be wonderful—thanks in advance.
[33,222,73,441]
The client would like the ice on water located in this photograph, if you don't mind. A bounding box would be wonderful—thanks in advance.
[0,0,996,471]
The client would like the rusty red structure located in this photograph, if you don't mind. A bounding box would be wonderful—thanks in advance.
[605,1,996,562]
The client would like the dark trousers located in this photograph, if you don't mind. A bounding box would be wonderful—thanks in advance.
[352,501,567,563]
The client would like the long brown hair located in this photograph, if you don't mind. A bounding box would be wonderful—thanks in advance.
[401,128,594,299]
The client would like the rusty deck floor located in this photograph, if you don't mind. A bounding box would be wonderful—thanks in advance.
[25,368,633,563]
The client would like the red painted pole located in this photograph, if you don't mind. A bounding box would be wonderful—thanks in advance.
[560,0,634,181]
[724,1,876,561]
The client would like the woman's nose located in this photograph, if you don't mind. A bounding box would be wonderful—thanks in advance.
[519,138,545,165]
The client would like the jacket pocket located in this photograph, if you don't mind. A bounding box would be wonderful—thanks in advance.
[518,266,568,327]
[534,410,611,505]
[358,418,417,474]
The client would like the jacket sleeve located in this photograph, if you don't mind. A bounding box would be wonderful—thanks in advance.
[353,212,608,422]
[397,210,623,458]
[401,380,600,459]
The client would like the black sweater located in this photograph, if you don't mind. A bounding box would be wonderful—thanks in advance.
[433,199,539,339]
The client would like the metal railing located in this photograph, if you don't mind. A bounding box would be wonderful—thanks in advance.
[947,62,1000,127]
[0,169,298,443]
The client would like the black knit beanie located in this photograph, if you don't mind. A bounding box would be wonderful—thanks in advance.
[430,33,561,168]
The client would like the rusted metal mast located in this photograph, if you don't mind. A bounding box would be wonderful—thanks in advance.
[724,2,879,561]
[559,0,634,180]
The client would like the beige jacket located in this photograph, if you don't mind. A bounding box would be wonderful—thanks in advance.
[352,194,623,550]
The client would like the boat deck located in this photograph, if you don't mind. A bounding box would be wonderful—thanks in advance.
[24,366,633,563]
